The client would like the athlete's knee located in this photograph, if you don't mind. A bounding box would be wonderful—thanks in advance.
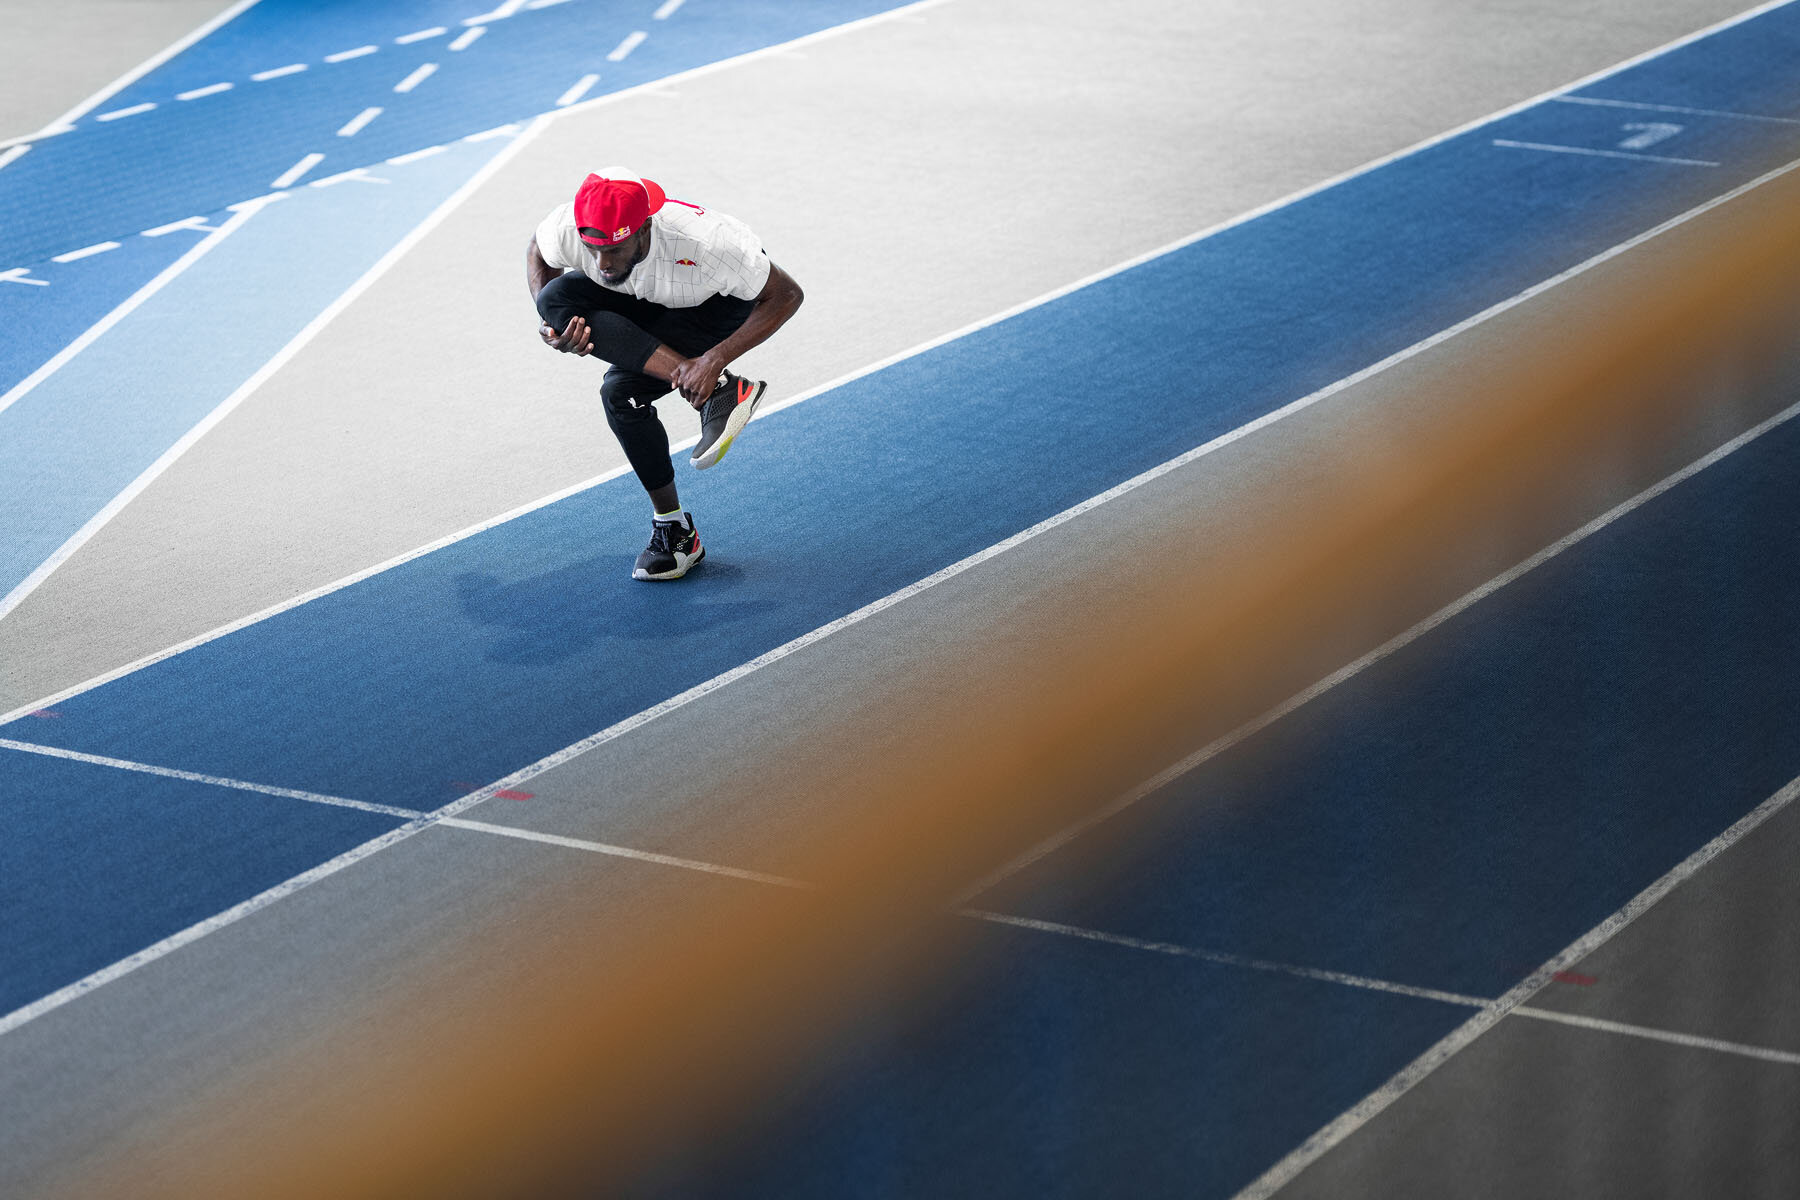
[533,271,591,325]
[600,370,668,419]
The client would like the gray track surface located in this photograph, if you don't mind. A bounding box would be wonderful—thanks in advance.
[4,2,1794,1198]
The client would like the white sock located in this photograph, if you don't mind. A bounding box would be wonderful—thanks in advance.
[653,508,690,528]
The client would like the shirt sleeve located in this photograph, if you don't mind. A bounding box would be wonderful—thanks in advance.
[704,215,773,301]
[534,205,575,271]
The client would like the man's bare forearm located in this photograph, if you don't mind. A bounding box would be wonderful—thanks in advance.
[708,263,804,366]
[525,236,563,299]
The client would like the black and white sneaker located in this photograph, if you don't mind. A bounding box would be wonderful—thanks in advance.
[690,370,766,470]
[632,515,705,580]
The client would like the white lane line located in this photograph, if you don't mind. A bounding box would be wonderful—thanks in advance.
[1554,94,1800,125]
[1234,772,1800,1199]
[94,102,156,122]
[1509,1006,1800,1067]
[464,0,526,23]
[396,26,447,44]
[969,390,1800,902]
[555,73,599,106]
[0,145,27,171]
[142,216,217,236]
[462,123,522,141]
[437,818,811,888]
[251,63,306,81]
[969,912,1492,1007]
[393,62,438,93]
[29,0,261,133]
[309,167,388,188]
[0,122,545,626]
[0,268,49,287]
[608,30,648,60]
[50,241,121,263]
[974,911,1800,1069]
[336,106,382,137]
[449,25,486,50]
[270,151,324,188]
[653,0,685,18]
[0,738,419,820]
[324,45,378,63]
[1492,138,1719,167]
[175,82,234,101]
[385,144,447,164]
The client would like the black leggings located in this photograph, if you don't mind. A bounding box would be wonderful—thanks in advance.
[535,272,754,493]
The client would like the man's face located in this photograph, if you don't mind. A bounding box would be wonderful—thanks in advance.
[594,221,653,284]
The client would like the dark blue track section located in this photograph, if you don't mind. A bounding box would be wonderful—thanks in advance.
[982,409,1800,1002]
[638,922,1469,1199]
[0,749,403,1014]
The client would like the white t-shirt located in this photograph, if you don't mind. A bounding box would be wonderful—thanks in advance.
[534,196,771,309]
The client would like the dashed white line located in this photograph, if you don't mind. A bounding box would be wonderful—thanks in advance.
[653,0,686,18]
[608,30,648,60]
[337,106,383,136]
[324,45,378,63]
[94,102,156,122]
[176,82,233,101]
[1492,138,1720,167]
[309,167,388,188]
[141,215,216,237]
[556,73,600,106]
[462,123,523,141]
[394,62,439,93]
[0,144,27,171]
[449,26,486,50]
[464,0,525,23]
[0,268,50,287]
[251,63,306,81]
[271,151,324,188]
[386,144,447,164]
[51,241,121,263]
[395,26,447,44]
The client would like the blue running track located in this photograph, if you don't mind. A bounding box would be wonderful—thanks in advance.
[3,2,1799,1193]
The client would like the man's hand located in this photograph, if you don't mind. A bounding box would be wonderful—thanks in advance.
[540,316,592,356]
[670,350,727,409]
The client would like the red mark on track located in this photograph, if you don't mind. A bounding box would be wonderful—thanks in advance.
[496,790,534,801]
[1552,971,1599,987]
[27,709,62,718]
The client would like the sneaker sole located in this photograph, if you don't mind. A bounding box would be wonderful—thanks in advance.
[690,380,766,470]
[632,542,705,581]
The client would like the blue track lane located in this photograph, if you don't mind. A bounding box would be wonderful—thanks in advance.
[3,4,1800,1191]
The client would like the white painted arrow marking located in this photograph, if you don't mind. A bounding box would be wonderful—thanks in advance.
[1619,121,1683,150]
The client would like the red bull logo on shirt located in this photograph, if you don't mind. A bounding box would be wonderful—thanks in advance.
[675,258,698,266]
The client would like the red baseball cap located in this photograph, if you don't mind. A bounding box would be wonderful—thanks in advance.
[573,170,666,246]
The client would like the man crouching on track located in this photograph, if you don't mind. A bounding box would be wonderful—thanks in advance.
[526,168,804,580]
